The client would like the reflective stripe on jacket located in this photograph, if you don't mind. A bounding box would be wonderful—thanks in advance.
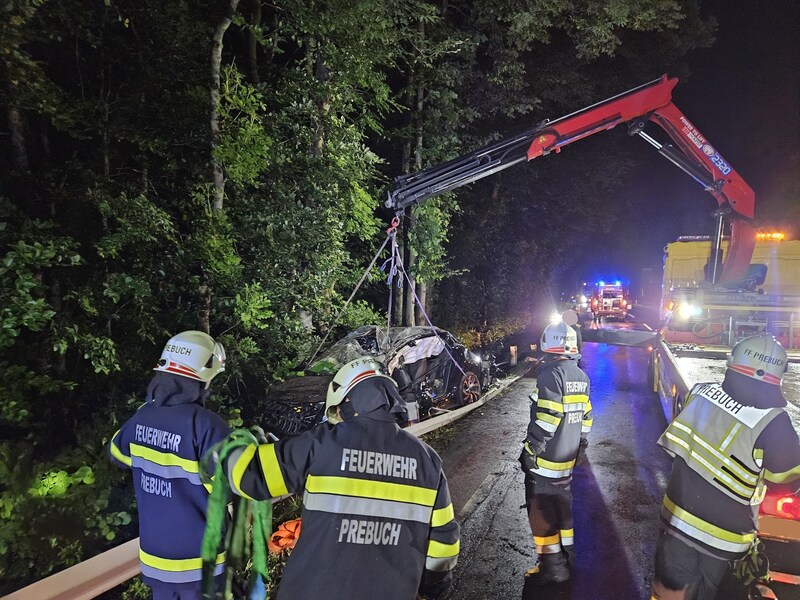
[526,357,591,481]
[657,382,783,559]
[108,376,231,589]
[659,383,781,505]
[230,418,459,600]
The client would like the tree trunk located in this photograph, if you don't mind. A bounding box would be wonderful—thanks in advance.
[415,281,427,325]
[311,39,331,158]
[102,98,110,179]
[7,81,28,171]
[246,0,261,83]
[198,275,212,335]
[140,161,149,196]
[393,78,415,327]
[203,0,240,333]
[403,213,416,327]
[413,84,424,170]
[404,43,425,327]
[392,219,404,326]
[264,9,279,66]
[210,0,240,211]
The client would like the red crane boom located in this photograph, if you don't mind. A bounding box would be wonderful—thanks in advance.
[387,75,756,284]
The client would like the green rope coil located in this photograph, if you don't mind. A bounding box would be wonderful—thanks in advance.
[200,429,273,599]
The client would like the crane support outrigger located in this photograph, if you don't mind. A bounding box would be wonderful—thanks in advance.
[386,75,756,285]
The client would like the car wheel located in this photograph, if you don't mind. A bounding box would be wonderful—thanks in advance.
[673,391,684,416]
[457,370,481,405]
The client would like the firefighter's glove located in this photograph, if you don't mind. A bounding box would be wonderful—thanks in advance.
[519,441,539,474]
[576,437,589,464]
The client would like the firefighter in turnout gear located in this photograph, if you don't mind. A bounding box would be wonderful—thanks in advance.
[108,331,231,600]
[223,358,460,600]
[651,335,800,600]
[519,322,592,585]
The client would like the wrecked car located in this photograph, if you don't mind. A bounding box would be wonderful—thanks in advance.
[259,325,483,438]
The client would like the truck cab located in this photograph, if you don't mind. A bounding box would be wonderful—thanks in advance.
[660,236,800,350]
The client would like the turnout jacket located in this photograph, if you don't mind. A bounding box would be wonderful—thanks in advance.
[108,373,231,589]
[658,381,800,560]
[229,416,460,600]
[525,356,592,482]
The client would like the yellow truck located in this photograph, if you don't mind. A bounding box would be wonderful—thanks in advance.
[649,235,800,594]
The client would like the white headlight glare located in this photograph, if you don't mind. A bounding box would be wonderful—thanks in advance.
[678,303,698,319]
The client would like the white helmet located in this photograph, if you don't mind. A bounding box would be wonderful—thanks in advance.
[154,330,226,385]
[325,358,395,424]
[726,335,788,386]
[540,322,579,355]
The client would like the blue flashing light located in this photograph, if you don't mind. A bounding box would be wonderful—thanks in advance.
[615,280,621,286]
[598,280,605,286]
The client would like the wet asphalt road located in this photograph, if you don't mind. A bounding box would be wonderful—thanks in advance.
[437,338,672,600]
[434,317,800,600]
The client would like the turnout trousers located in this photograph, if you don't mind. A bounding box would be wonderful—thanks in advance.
[525,475,574,564]
[651,530,731,600]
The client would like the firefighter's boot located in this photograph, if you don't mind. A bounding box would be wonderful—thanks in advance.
[536,553,570,585]
[562,545,575,568]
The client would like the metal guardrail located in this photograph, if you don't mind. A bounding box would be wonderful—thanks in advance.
[1,539,140,600]
[1,369,527,600]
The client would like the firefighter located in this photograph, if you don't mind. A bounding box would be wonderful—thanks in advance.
[108,331,230,600]
[651,335,800,600]
[222,357,460,600]
[519,322,592,585]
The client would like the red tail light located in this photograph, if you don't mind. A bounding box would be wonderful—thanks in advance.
[761,493,800,519]
[777,496,800,519]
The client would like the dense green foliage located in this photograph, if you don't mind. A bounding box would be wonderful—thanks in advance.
[0,0,716,593]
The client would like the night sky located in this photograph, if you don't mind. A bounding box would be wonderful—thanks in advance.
[575,0,800,294]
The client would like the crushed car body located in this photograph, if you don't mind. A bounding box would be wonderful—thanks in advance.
[260,325,483,438]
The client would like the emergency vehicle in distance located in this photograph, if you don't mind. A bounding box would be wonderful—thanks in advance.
[589,280,631,322]
[385,74,800,596]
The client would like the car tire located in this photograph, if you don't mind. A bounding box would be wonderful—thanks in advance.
[673,391,684,416]
[457,370,481,406]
